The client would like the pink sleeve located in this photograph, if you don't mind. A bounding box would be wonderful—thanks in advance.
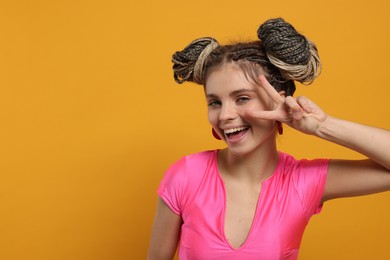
[157,157,188,216]
[293,158,330,219]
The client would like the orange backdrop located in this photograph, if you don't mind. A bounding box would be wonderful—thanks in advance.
[1,0,390,259]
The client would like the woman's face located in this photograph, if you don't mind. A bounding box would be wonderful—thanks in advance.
[205,63,277,156]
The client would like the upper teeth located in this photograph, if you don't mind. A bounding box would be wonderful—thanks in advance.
[224,126,247,134]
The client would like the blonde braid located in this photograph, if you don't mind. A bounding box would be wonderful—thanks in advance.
[172,37,219,85]
[258,18,321,85]
[193,39,219,84]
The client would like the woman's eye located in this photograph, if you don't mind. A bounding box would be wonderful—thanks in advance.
[208,100,221,107]
[236,96,250,104]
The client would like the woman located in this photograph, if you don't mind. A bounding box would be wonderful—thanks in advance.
[147,18,390,259]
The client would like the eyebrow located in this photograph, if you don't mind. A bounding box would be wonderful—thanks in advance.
[206,88,256,99]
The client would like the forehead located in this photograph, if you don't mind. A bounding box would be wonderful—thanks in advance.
[204,63,257,95]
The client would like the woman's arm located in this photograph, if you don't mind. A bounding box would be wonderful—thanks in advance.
[317,116,390,169]
[247,75,390,201]
[288,99,390,202]
[147,198,182,260]
[315,116,390,201]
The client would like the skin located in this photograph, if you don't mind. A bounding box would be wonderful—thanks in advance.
[147,62,390,259]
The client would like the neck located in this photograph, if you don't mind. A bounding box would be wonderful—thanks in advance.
[218,137,279,183]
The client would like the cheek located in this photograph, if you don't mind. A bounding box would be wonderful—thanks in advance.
[208,110,218,126]
[251,116,276,133]
[240,103,275,129]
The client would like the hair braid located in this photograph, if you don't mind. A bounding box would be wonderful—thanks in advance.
[257,18,321,85]
[171,17,321,96]
[172,37,219,84]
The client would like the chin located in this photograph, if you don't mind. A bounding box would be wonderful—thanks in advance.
[226,143,257,157]
[226,134,276,158]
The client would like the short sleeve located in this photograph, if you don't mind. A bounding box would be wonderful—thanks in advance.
[292,158,330,219]
[157,157,188,216]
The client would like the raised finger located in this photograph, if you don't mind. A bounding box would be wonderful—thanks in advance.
[296,96,313,113]
[245,109,281,121]
[285,96,303,120]
[258,75,285,104]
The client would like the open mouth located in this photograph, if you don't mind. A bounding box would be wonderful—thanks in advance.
[224,126,250,139]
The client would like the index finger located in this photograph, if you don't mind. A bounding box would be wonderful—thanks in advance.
[257,75,285,104]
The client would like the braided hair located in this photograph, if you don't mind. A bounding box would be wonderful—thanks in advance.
[172,18,321,96]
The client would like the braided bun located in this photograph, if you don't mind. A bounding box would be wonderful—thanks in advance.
[172,37,219,84]
[257,18,321,85]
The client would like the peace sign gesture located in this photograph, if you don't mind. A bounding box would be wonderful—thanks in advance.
[246,75,328,135]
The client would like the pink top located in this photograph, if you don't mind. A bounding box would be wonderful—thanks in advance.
[158,150,329,260]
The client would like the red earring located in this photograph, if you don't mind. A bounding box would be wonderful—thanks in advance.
[276,121,283,135]
[212,128,222,140]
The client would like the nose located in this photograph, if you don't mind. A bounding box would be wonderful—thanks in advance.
[219,103,238,121]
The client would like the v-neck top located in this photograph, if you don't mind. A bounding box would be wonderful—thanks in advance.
[158,150,329,260]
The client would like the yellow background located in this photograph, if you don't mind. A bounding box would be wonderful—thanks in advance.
[1,0,389,259]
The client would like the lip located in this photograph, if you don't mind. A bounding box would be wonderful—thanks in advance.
[223,125,249,135]
[223,126,250,144]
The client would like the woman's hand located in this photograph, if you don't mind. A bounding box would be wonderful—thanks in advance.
[246,75,328,135]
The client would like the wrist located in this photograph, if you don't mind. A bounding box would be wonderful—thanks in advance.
[315,115,336,139]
